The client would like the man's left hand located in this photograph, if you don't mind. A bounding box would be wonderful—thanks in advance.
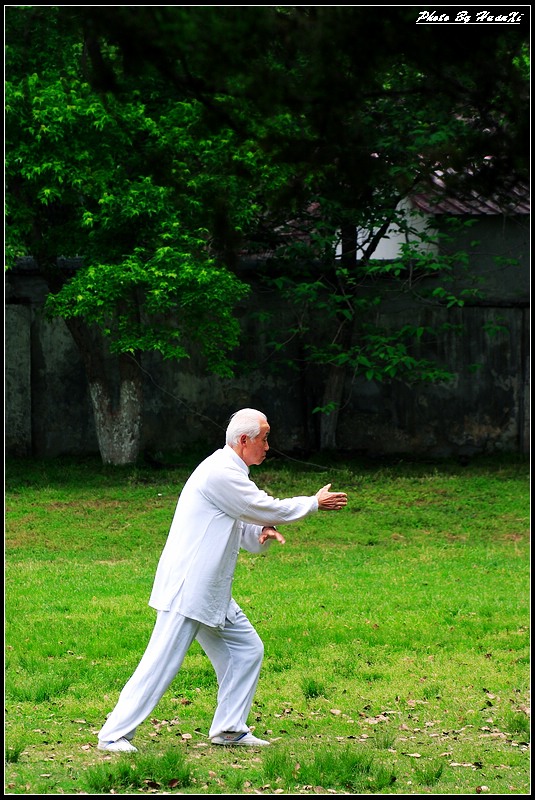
[259,526,286,545]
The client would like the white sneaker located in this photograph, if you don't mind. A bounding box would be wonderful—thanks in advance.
[98,737,138,752]
[211,731,270,746]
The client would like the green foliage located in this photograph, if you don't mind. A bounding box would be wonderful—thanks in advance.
[5,7,529,434]
[5,7,255,373]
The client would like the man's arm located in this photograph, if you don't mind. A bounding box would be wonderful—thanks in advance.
[256,485,347,545]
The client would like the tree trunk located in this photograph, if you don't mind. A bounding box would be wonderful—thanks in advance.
[64,318,143,465]
[88,355,143,465]
[318,224,355,451]
[319,364,347,451]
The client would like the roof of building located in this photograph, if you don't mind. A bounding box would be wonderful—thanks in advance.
[411,171,530,216]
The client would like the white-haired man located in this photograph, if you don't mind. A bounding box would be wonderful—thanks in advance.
[98,408,348,751]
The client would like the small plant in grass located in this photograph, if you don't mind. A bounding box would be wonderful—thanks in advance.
[503,709,530,742]
[221,767,249,793]
[414,758,444,787]
[261,746,397,793]
[307,747,375,791]
[301,677,327,699]
[83,759,143,794]
[5,742,25,764]
[82,749,193,794]
[421,683,442,701]
[7,675,72,704]
[373,727,397,750]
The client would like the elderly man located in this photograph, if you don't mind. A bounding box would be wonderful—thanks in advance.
[97,408,348,752]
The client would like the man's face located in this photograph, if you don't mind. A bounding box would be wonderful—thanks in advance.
[243,421,270,466]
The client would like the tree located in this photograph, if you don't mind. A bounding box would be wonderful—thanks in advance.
[5,7,255,463]
[6,6,529,456]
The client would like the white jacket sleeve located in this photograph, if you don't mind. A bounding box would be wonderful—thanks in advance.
[204,463,318,526]
[240,523,271,553]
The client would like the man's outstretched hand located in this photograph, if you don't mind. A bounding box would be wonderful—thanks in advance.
[316,483,348,511]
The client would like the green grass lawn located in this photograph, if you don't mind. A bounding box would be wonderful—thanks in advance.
[4,453,530,795]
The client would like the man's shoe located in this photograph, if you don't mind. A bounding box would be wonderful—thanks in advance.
[98,737,138,752]
[211,731,270,746]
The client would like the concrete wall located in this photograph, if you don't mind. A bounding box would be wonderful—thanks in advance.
[5,304,32,456]
[5,214,530,460]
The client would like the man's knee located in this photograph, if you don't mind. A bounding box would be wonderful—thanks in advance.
[248,632,264,663]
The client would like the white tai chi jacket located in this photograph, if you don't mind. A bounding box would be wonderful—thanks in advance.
[149,445,318,628]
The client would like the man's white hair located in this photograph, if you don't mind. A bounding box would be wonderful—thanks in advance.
[226,408,267,446]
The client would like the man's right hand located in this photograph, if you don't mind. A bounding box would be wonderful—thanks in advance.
[316,483,348,510]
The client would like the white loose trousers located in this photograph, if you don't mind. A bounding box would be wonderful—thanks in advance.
[98,606,264,744]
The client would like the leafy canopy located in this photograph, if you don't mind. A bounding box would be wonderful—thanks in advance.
[5,6,529,385]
